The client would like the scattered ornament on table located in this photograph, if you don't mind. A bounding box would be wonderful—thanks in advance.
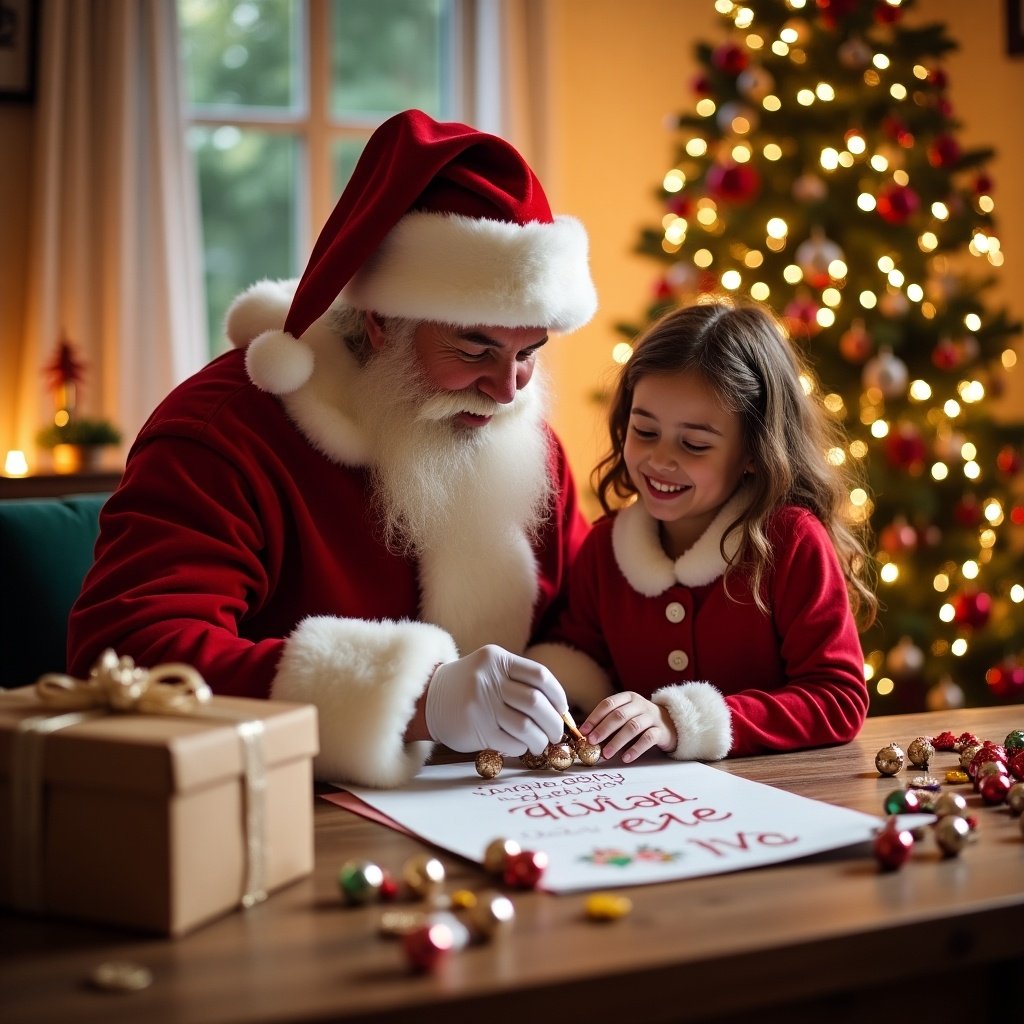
[1004,730,1024,758]
[402,855,446,900]
[874,817,914,871]
[468,892,516,938]
[450,889,477,910]
[945,768,970,785]
[959,743,983,770]
[954,731,980,752]
[519,751,549,770]
[906,736,935,770]
[483,837,522,876]
[883,788,921,816]
[1010,750,1024,781]
[906,774,940,792]
[88,961,154,993]
[584,892,634,922]
[875,742,906,776]
[402,921,456,973]
[338,860,386,905]
[1008,782,1024,816]
[503,849,548,890]
[932,791,968,818]
[934,815,972,857]
[475,749,504,779]
[932,731,958,751]
[545,741,575,771]
[978,773,1011,806]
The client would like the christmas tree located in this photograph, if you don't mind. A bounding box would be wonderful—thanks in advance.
[618,0,1023,712]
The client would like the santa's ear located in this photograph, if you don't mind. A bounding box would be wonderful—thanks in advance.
[364,311,388,351]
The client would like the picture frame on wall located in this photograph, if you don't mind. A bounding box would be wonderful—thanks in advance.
[0,0,37,101]
[1009,0,1024,57]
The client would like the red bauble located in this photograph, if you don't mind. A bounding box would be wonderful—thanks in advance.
[839,321,872,363]
[653,277,674,301]
[979,772,1011,806]
[666,193,693,217]
[884,424,927,473]
[873,818,914,871]
[974,172,994,195]
[986,661,1024,699]
[876,183,920,225]
[881,115,910,144]
[712,43,748,75]
[931,337,961,371]
[874,0,902,23]
[1013,505,1024,526]
[879,517,917,554]
[782,295,820,337]
[996,445,1022,476]
[503,850,548,889]
[815,0,861,27]
[929,68,949,90]
[692,73,713,97]
[402,922,455,972]
[953,495,982,527]
[952,589,992,629]
[1009,749,1024,781]
[706,162,761,203]
[928,134,961,168]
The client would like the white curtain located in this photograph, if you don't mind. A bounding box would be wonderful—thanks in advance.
[15,0,206,465]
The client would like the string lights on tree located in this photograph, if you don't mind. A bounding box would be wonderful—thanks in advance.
[618,0,1023,710]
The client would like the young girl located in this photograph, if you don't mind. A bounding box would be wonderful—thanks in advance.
[528,300,877,764]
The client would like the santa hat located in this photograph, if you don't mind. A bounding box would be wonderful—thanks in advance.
[240,108,597,395]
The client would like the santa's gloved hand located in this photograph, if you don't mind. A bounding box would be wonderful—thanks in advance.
[425,645,568,755]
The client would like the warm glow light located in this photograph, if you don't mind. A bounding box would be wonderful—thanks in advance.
[766,217,788,239]
[931,462,948,481]
[612,342,633,365]
[939,603,955,623]
[951,639,968,657]
[1011,584,1024,603]
[909,380,931,401]
[879,563,899,583]
[875,678,894,696]
[4,450,28,477]
[663,169,685,192]
[962,560,979,580]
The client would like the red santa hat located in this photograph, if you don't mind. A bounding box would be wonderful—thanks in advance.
[239,108,597,395]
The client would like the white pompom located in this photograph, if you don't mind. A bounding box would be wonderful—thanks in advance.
[224,279,297,348]
[244,329,314,394]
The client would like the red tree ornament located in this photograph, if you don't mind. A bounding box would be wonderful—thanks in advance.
[712,43,748,75]
[952,589,992,630]
[876,183,920,224]
[928,134,961,168]
[884,424,927,473]
[706,161,761,203]
[986,660,1024,700]
[996,445,1022,476]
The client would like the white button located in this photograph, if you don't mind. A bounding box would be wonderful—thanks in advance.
[668,650,689,671]
[665,602,685,623]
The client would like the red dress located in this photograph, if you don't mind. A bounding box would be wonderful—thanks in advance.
[528,490,867,759]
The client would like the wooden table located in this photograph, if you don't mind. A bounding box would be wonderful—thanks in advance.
[2,707,1022,1023]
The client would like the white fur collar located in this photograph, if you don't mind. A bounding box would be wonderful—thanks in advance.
[611,488,751,597]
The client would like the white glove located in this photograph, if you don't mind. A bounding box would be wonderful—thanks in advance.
[425,645,568,755]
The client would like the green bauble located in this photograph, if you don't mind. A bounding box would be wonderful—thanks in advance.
[883,789,920,815]
[1004,729,1024,757]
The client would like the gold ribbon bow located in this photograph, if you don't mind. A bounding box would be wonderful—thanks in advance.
[36,648,212,715]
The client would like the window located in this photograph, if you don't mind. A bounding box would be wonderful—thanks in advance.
[178,0,476,353]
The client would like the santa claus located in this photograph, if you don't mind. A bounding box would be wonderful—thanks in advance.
[67,110,597,787]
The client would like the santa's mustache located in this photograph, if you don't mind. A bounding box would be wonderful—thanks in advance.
[417,389,516,423]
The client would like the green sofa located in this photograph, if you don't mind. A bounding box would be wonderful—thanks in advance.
[0,493,109,689]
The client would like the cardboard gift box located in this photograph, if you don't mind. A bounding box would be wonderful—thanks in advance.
[0,670,319,936]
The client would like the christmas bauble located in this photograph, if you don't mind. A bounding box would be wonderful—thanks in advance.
[795,230,845,288]
[503,850,548,889]
[545,742,574,771]
[875,742,905,776]
[979,772,1011,805]
[1010,750,1024,781]
[996,445,1022,476]
[716,101,760,135]
[706,161,761,203]
[1007,782,1024,815]
[952,589,992,629]
[711,42,748,74]
[337,860,386,905]
[928,134,961,168]
[838,34,871,68]
[878,289,910,318]
[883,788,920,815]
[468,891,515,938]
[876,183,920,224]
[839,320,872,363]
[483,837,521,875]
[873,818,914,870]
[932,791,968,818]
[934,815,971,857]
[885,635,924,679]
[1005,730,1024,757]
[953,494,982,527]
[862,348,908,398]
[925,676,965,711]
[792,173,828,204]
[884,424,927,472]
[907,736,935,769]
[402,921,455,972]
[737,65,774,102]
[782,294,820,336]
[402,855,446,899]
[986,661,1024,699]
[879,521,917,556]
[931,337,961,371]
[475,749,504,779]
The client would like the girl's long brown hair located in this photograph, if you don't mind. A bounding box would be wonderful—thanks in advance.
[593,300,877,628]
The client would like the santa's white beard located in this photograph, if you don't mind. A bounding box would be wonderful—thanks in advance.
[357,330,553,557]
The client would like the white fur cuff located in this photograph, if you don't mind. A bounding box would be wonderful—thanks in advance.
[652,681,733,761]
[525,642,613,716]
[271,616,459,787]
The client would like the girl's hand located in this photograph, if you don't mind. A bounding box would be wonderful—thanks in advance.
[580,692,677,764]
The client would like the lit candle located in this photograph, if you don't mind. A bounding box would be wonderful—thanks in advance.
[4,450,29,477]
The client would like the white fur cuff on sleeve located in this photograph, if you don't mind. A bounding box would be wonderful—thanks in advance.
[524,642,613,716]
[652,681,733,761]
[271,615,459,788]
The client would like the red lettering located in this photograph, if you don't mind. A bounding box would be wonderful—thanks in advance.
[615,806,733,834]
[687,831,800,857]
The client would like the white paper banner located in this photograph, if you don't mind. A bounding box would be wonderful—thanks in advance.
[333,760,890,892]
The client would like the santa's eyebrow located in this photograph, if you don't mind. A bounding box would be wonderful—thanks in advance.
[458,330,549,351]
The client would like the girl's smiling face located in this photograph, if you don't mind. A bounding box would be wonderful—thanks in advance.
[624,369,754,557]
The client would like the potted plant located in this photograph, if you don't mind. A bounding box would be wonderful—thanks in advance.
[36,417,123,474]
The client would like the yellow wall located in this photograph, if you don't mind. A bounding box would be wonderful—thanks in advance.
[1,1,1022,500]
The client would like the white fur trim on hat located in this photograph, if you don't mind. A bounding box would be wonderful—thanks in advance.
[341,211,598,333]
[525,642,613,715]
[652,681,733,761]
[270,615,459,787]
[245,329,315,395]
[224,278,297,347]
